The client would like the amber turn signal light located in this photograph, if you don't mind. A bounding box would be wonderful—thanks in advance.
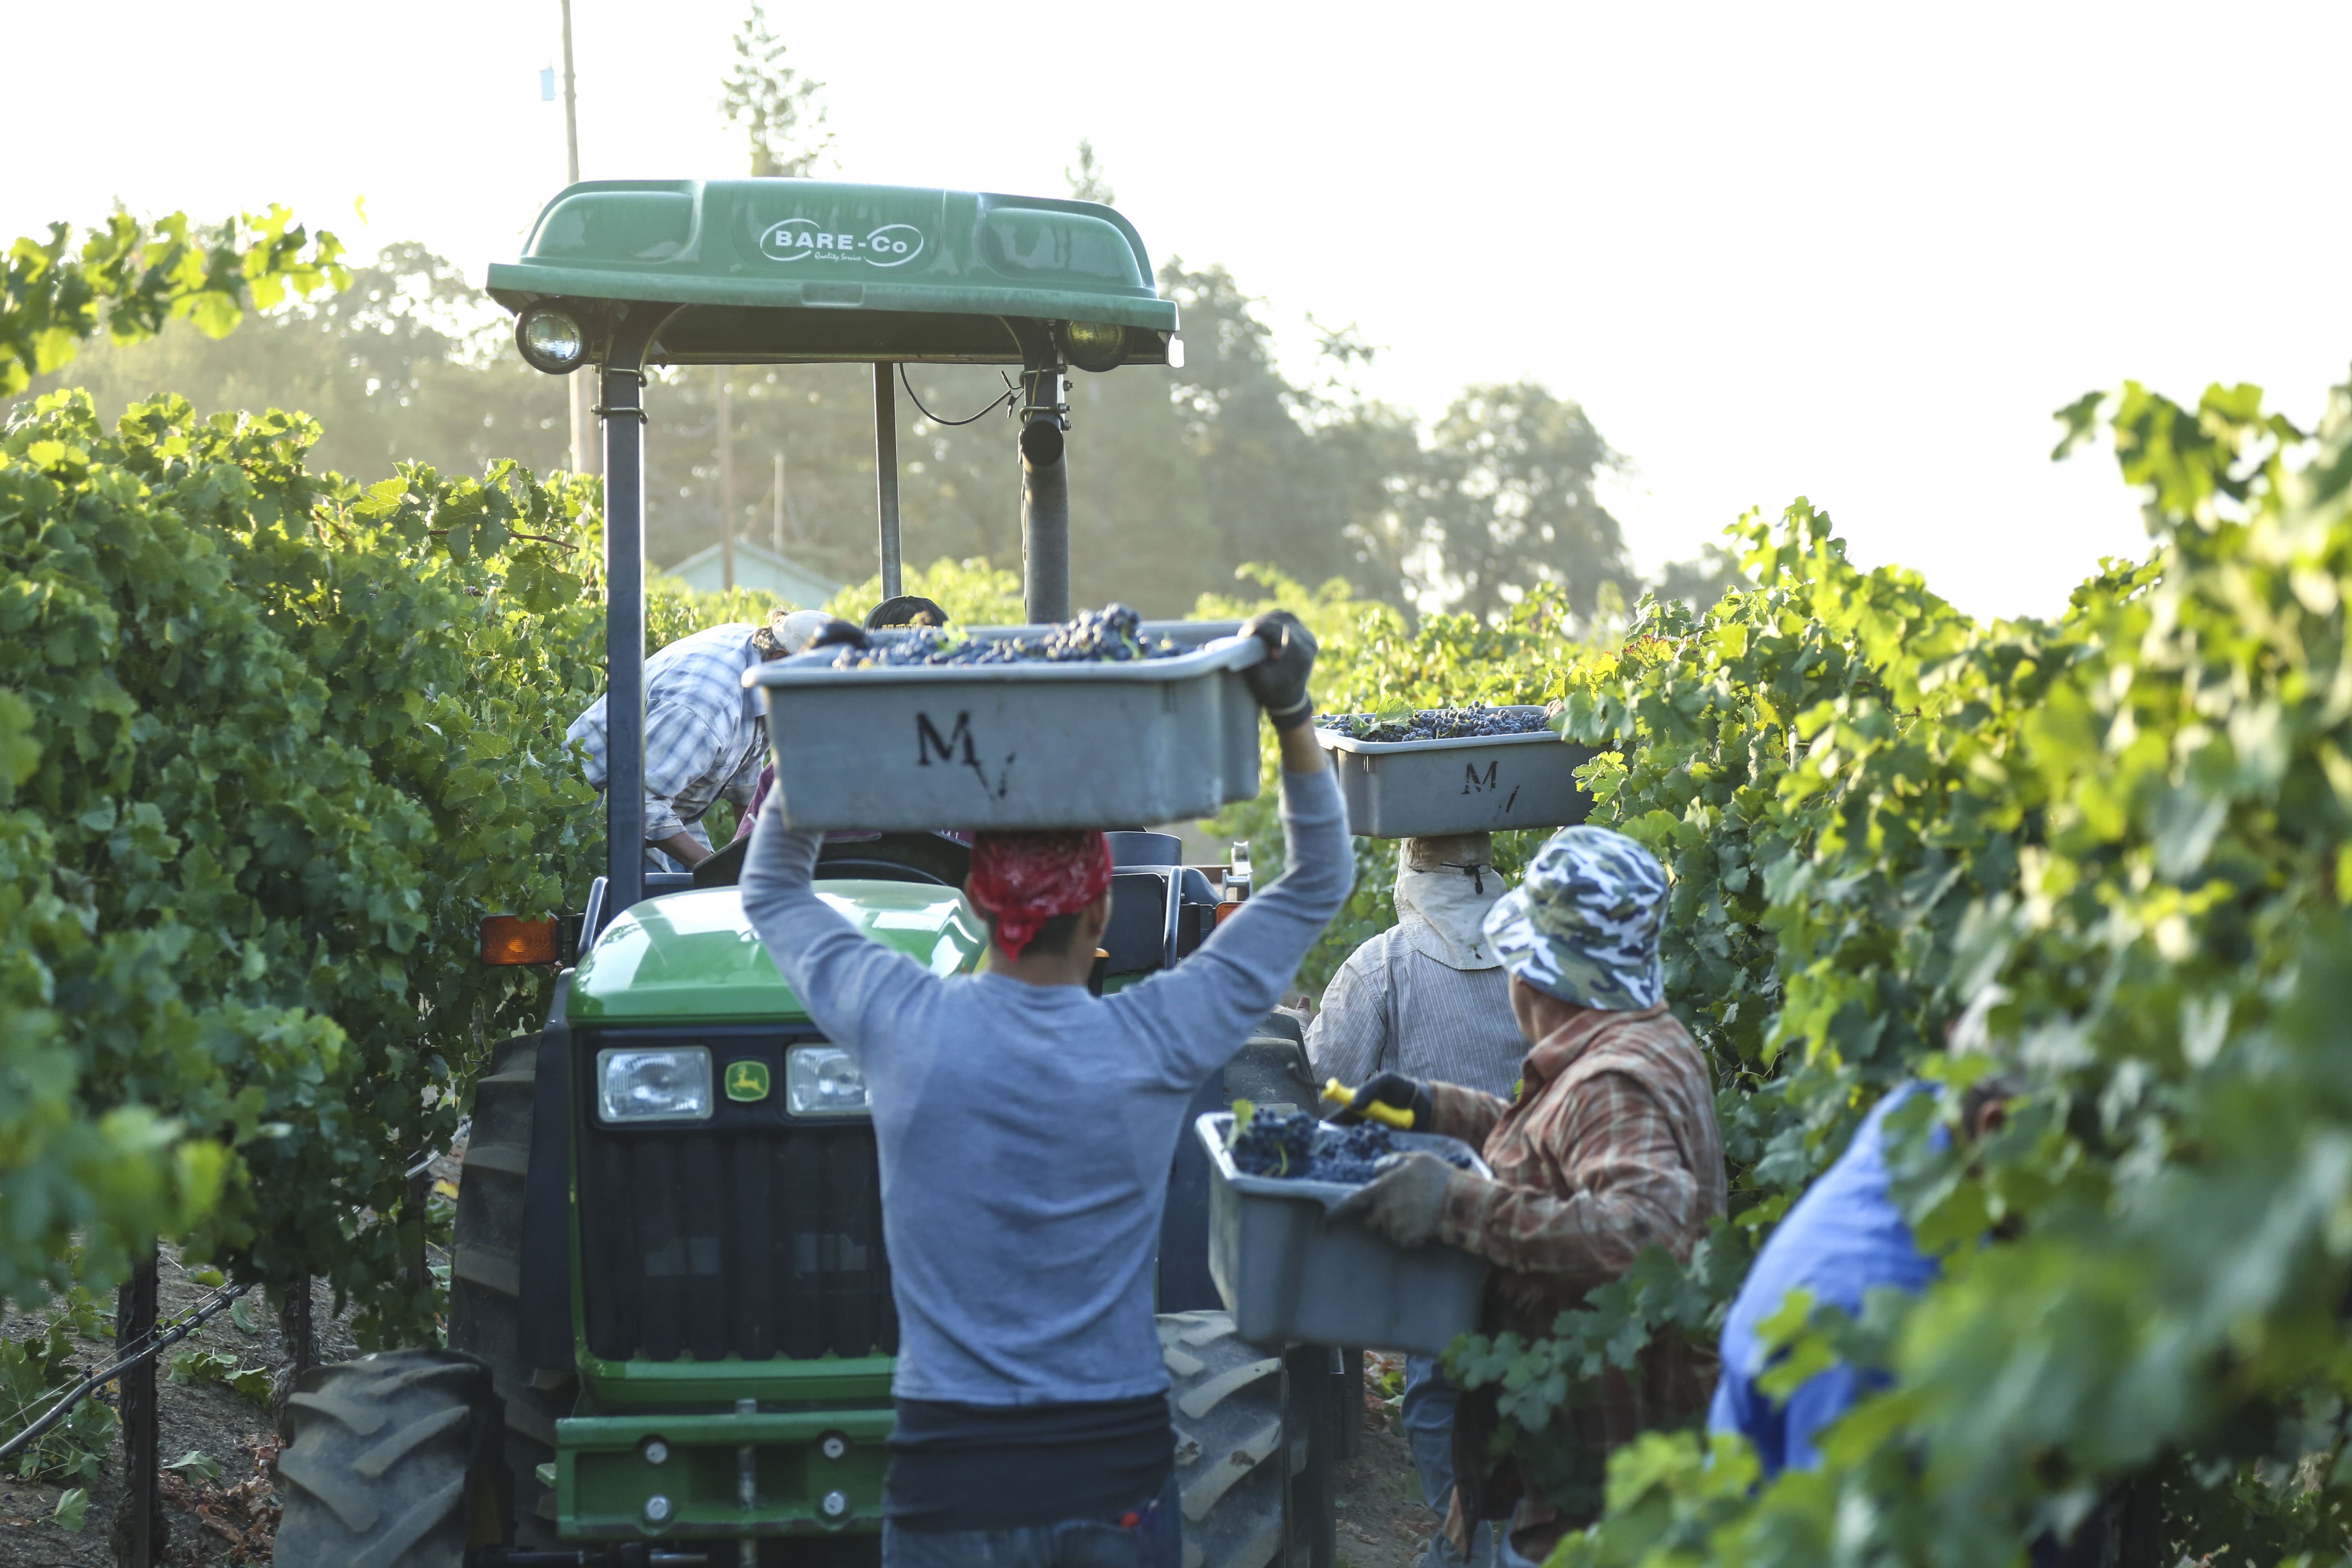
[1215,900,1243,926]
[481,915,560,966]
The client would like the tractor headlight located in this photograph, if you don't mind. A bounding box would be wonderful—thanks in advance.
[786,1045,871,1117]
[1057,318,1127,374]
[516,303,588,374]
[597,1047,713,1123]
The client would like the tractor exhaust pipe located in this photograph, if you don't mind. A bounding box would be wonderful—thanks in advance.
[1020,414,1068,624]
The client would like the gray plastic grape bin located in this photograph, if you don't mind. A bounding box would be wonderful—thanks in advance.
[748,621,1264,831]
[1315,708,1597,838]
[1197,1112,1490,1355]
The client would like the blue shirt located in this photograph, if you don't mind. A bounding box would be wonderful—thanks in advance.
[1708,1082,1943,1474]
[738,766,1352,1405]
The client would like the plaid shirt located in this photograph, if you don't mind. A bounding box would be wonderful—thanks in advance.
[1430,1003,1726,1550]
[566,623,768,844]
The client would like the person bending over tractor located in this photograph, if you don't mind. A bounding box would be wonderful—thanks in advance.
[1308,832,1523,1568]
[1330,826,1726,1567]
[567,606,858,871]
[739,610,1348,1568]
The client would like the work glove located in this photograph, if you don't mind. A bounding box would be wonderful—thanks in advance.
[1238,609,1318,732]
[1324,1071,1436,1131]
[1332,1151,1462,1250]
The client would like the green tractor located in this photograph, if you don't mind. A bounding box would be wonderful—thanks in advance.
[272,180,1350,1568]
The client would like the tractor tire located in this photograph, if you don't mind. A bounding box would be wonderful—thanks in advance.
[275,1348,504,1567]
[1159,1311,1336,1568]
[447,1032,570,1545]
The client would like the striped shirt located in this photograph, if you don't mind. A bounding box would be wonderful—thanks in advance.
[1305,927,1525,1099]
[566,622,768,844]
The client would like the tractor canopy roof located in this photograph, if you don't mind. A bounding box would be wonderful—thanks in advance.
[569,881,985,1024]
[484,178,1177,365]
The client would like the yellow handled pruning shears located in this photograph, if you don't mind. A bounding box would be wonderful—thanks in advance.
[1323,1077,1415,1129]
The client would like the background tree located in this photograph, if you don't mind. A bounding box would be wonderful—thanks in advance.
[1390,382,1632,621]
[13,165,1664,620]
[1067,138,1116,205]
[1648,540,1752,608]
[720,1,833,178]
[24,242,567,479]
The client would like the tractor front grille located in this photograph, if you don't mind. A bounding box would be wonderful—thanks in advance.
[576,1119,896,1365]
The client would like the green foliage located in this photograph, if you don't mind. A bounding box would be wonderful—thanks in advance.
[0,388,768,1341]
[823,557,1027,628]
[1198,566,1601,988]
[162,1449,223,1483]
[0,1319,115,1486]
[167,1348,271,1405]
[52,1486,88,1532]
[1417,368,2352,1565]
[2,208,346,399]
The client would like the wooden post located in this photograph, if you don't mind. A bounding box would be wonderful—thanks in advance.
[403,1167,431,1329]
[559,0,597,479]
[115,1254,159,1567]
[280,1281,315,1388]
[718,373,736,591]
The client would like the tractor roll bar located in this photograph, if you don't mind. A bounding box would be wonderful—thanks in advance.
[873,364,902,600]
[599,303,687,925]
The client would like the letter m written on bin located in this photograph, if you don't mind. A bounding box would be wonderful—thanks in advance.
[916,711,980,768]
[1462,760,1499,795]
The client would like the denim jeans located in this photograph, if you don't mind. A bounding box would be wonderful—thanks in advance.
[1402,1356,1494,1568]
[881,1474,1182,1568]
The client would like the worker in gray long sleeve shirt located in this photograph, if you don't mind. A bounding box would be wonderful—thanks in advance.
[739,610,1350,1568]
[1310,831,1520,1568]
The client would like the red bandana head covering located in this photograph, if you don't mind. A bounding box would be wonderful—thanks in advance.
[965,830,1115,960]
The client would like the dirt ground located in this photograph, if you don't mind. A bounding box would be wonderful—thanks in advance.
[0,1254,361,1568]
[1334,1352,1447,1568]
[6,1297,1436,1568]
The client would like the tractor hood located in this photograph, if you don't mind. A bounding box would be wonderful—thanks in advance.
[484,179,1178,365]
[568,880,985,1024]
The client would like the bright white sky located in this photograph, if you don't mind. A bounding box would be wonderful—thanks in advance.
[10,0,2349,619]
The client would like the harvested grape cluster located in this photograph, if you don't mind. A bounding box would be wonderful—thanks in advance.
[817,604,1181,668]
[1316,703,1548,743]
[1228,1109,1474,1185]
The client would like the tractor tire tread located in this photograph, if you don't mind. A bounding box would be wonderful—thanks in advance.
[1160,1310,1288,1568]
[275,1348,494,1568]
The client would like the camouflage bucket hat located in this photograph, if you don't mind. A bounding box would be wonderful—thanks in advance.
[1480,826,1669,1010]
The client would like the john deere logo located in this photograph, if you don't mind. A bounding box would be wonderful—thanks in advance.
[724,1060,772,1102]
[758,218,924,268]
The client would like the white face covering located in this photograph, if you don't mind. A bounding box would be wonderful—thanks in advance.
[1392,840,1508,971]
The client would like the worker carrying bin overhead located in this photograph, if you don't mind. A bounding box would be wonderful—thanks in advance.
[739,610,1350,1566]
[1327,826,1728,1568]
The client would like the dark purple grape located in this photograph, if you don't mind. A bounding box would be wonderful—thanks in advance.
[1314,703,1549,743]
[820,604,1180,669]
[1228,1109,1474,1186]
